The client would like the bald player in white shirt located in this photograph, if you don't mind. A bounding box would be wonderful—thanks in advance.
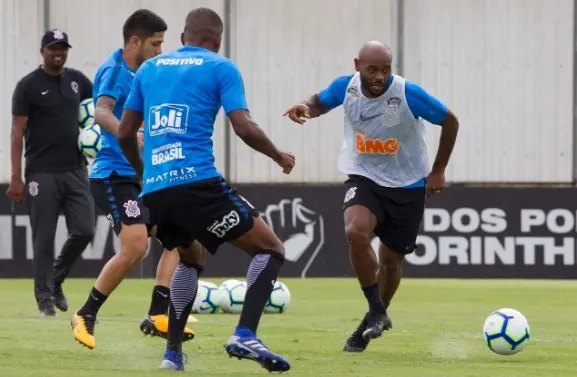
[284,41,459,353]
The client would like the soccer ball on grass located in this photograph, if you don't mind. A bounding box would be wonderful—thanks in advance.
[218,280,246,314]
[483,308,530,355]
[264,281,291,313]
[192,280,221,314]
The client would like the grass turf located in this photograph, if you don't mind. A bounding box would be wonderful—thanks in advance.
[0,278,575,376]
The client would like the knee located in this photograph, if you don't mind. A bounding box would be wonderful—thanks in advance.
[271,241,285,258]
[381,253,404,271]
[119,231,149,263]
[177,240,206,268]
[345,222,372,246]
[255,234,285,258]
[71,232,94,245]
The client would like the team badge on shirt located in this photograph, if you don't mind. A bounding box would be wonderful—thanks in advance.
[347,86,360,99]
[71,81,79,94]
[387,97,401,108]
[123,200,141,218]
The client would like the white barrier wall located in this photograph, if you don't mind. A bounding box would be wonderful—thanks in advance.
[0,0,573,184]
[229,0,399,183]
[404,0,574,183]
[0,0,45,183]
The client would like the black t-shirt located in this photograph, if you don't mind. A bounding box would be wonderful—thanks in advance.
[11,67,93,175]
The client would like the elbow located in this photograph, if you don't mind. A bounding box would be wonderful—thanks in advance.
[452,116,459,134]
[116,129,129,144]
[10,125,25,141]
[450,112,459,127]
[441,111,459,132]
[231,122,252,139]
[93,108,107,127]
[116,124,130,143]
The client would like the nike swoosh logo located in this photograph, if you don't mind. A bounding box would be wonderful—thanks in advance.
[359,112,384,122]
[41,90,49,95]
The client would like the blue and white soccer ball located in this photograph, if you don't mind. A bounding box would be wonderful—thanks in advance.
[483,308,530,355]
[192,280,221,314]
[79,98,95,129]
[218,280,246,314]
[264,281,291,313]
[78,124,102,159]
[218,279,242,292]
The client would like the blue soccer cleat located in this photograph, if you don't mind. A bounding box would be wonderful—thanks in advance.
[225,327,290,373]
[159,349,187,371]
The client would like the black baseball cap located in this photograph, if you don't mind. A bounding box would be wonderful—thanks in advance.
[41,28,72,49]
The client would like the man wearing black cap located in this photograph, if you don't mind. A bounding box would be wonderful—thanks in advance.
[7,29,96,317]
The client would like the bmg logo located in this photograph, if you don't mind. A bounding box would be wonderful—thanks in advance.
[149,103,189,136]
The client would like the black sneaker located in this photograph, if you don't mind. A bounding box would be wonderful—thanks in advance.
[362,310,392,340]
[53,284,68,312]
[343,317,370,352]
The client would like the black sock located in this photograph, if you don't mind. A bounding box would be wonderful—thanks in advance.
[362,283,386,313]
[148,285,170,316]
[78,287,108,316]
[167,262,200,352]
[238,252,284,334]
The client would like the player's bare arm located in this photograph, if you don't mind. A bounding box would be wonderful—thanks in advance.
[94,96,120,135]
[426,109,459,197]
[228,109,295,174]
[117,109,145,178]
[7,115,29,202]
[283,94,330,124]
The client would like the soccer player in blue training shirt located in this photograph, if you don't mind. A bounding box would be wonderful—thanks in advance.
[117,7,295,372]
[71,9,196,350]
[284,41,459,353]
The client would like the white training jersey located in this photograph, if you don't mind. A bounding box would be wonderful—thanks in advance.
[338,73,429,188]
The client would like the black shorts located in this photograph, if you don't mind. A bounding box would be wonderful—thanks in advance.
[90,172,152,236]
[142,176,259,254]
[342,174,426,254]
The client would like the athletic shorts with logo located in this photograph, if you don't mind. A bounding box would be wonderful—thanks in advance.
[142,176,259,254]
[90,172,152,235]
[342,174,426,254]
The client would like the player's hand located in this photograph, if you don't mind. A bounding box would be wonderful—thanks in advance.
[283,104,311,125]
[6,178,25,203]
[137,132,144,149]
[426,169,445,198]
[274,151,295,174]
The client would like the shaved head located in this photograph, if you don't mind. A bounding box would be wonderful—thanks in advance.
[181,7,223,52]
[358,41,392,61]
[355,41,393,98]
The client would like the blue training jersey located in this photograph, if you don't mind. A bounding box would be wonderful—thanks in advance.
[90,48,137,179]
[318,74,449,188]
[124,46,248,196]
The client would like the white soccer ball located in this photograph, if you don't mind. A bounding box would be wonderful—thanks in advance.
[218,279,242,291]
[483,308,530,355]
[79,98,95,129]
[192,280,221,314]
[219,280,246,314]
[78,124,103,159]
[264,281,291,313]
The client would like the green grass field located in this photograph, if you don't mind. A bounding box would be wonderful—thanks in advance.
[0,278,575,376]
